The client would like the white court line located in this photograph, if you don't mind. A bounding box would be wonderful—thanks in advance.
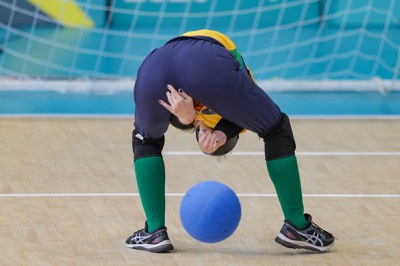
[0,193,399,198]
[164,151,400,156]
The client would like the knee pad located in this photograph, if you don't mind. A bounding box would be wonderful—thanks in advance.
[132,129,165,161]
[258,113,296,160]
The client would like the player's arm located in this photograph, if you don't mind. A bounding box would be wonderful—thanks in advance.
[159,84,196,129]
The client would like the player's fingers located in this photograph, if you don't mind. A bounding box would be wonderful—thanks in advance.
[206,133,221,152]
[198,122,210,139]
[167,84,181,99]
[209,135,220,152]
[198,130,210,145]
[198,122,213,144]
[205,132,216,151]
[158,99,173,113]
[211,134,221,150]
[200,133,213,151]
[178,88,192,101]
[166,91,175,105]
[198,129,208,142]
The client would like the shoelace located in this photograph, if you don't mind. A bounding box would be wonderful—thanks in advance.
[311,222,333,239]
[131,228,146,237]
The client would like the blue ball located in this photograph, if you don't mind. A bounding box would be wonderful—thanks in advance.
[180,181,241,243]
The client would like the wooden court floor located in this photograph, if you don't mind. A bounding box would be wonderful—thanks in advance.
[0,117,399,265]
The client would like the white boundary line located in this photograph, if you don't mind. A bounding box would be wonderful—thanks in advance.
[163,151,400,156]
[0,193,398,198]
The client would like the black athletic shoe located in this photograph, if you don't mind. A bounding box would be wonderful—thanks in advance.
[275,213,334,252]
[125,222,174,253]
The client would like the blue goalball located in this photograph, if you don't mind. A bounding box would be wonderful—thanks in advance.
[180,181,241,243]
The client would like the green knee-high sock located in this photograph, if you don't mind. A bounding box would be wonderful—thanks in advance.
[134,156,165,233]
[266,154,308,229]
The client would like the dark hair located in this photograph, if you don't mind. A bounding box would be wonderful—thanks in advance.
[195,128,239,156]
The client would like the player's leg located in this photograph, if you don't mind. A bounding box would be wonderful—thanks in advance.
[259,113,334,252]
[223,78,334,252]
[221,79,334,252]
[173,39,334,252]
[219,77,311,237]
[126,47,174,253]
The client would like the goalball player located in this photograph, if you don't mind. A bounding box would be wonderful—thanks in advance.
[125,29,334,253]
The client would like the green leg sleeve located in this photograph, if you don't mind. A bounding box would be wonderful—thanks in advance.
[266,154,308,229]
[134,156,165,233]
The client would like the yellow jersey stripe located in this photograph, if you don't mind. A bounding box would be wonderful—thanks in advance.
[182,30,237,51]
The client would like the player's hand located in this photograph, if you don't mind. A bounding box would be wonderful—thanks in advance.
[197,121,227,154]
[159,84,196,125]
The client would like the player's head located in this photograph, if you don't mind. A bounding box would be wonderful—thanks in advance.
[195,128,239,156]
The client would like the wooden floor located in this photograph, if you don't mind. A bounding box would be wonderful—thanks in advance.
[1,117,399,265]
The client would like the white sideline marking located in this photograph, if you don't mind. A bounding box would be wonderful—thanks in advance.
[163,151,400,156]
[0,193,398,198]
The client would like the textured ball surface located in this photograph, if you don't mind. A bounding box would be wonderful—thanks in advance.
[180,181,241,243]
